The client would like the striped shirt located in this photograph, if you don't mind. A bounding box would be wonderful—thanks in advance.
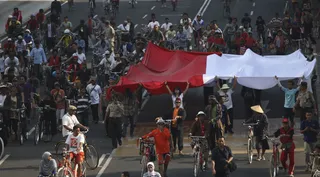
[75,94,91,113]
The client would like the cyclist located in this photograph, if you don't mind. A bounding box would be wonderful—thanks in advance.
[143,162,161,177]
[61,105,88,138]
[141,118,171,177]
[65,125,85,177]
[190,111,209,170]
[38,151,57,177]
[56,29,73,48]
[241,13,251,30]
[60,16,73,31]
[272,118,295,177]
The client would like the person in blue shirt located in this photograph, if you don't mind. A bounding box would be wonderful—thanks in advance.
[30,40,47,81]
[24,29,34,44]
[300,110,320,171]
[275,76,301,127]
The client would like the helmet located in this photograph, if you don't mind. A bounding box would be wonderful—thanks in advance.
[25,29,31,33]
[8,15,13,18]
[196,111,206,117]
[156,118,165,125]
[64,29,70,34]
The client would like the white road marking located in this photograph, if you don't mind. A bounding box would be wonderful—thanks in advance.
[93,14,98,18]
[160,14,182,17]
[151,6,156,10]
[193,0,209,20]
[98,153,107,167]
[142,14,148,19]
[0,154,10,166]
[201,0,211,16]
[250,11,254,16]
[134,24,138,28]
[96,149,116,177]
[253,2,255,6]
[28,127,35,136]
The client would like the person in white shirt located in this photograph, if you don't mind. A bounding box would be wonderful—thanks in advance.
[96,51,113,85]
[161,18,172,33]
[117,21,130,32]
[65,125,85,176]
[72,47,86,64]
[148,19,160,31]
[62,105,87,137]
[86,77,102,124]
[183,22,193,50]
[217,77,237,134]
[165,81,190,108]
[180,13,192,26]
[4,52,19,68]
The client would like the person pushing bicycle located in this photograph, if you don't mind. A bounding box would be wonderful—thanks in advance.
[189,111,210,170]
[272,118,295,177]
[141,118,171,177]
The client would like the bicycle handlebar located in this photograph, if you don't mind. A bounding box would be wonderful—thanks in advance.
[310,153,320,157]
[189,136,206,139]
[242,121,259,126]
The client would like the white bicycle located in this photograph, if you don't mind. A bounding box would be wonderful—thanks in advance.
[242,120,259,164]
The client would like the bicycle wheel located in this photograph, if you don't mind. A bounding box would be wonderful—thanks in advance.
[55,141,67,163]
[34,121,40,145]
[269,155,276,177]
[247,138,253,164]
[193,152,200,177]
[140,155,148,177]
[0,137,4,159]
[57,167,74,177]
[85,144,99,170]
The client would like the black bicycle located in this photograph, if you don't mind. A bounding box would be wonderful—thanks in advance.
[14,107,28,145]
[34,106,55,145]
[54,130,100,170]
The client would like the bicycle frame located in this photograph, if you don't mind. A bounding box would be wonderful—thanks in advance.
[267,137,280,177]
[310,153,320,176]
[59,149,85,177]
[138,138,154,177]
[242,121,259,164]
[190,136,206,177]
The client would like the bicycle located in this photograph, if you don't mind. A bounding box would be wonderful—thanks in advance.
[267,136,281,177]
[14,107,28,145]
[55,130,99,170]
[189,136,206,177]
[137,138,155,177]
[0,112,5,160]
[242,120,259,164]
[310,153,320,177]
[89,0,95,15]
[56,148,87,177]
[164,119,174,159]
[34,106,55,145]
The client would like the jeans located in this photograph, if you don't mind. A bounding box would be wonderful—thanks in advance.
[108,117,122,148]
[171,127,183,151]
[91,104,99,122]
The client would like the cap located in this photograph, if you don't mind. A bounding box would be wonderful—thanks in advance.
[156,118,165,124]
[7,38,12,41]
[18,35,22,39]
[25,29,31,33]
[175,98,181,103]
[282,118,289,123]
[68,105,77,110]
[196,111,206,116]
[54,82,60,86]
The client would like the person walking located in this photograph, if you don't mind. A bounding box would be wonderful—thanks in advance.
[86,77,102,124]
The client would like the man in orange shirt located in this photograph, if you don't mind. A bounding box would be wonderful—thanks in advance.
[142,118,171,177]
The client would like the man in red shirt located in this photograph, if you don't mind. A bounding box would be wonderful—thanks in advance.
[142,118,171,177]
[48,49,61,71]
[3,38,16,54]
[36,9,46,30]
[12,7,22,23]
[27,14,39,33]
[207,31,226,50]
[245,30,257,49]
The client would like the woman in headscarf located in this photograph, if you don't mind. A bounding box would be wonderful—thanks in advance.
[143,162,161,177]
[39,151,57,176]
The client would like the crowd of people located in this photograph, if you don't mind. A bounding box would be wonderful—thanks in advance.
[0,0,320,177]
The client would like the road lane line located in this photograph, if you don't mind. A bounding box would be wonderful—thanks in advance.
[0,154,10,166]
[252,2,255,6]
[200,0,211,16]
[134,24,138,28]
[250,11,253,16]
[142,14,148,19]
[98,153,107,167]
[28,127,35,135]
[151,6,155,10]
[96,149,116,177]
[193,0,208,20]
